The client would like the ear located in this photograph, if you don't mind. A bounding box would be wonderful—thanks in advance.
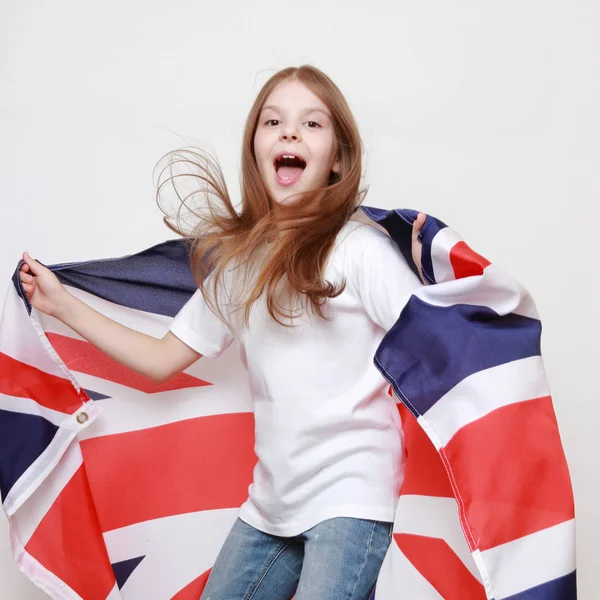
[331,157,341,174]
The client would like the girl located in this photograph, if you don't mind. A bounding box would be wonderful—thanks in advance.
[19,65,427,600]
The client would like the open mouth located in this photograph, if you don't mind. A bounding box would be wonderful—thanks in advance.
[273,153,307,187]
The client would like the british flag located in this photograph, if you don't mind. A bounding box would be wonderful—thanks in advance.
[0,207,576,599]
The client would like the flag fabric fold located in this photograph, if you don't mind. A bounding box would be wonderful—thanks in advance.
[0,206,576,599]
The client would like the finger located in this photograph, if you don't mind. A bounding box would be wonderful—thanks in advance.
[19,268,35,284]
[20,262,30,273]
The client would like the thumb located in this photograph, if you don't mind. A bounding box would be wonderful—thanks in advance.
[412,212,426,240]
[22,252,45,275]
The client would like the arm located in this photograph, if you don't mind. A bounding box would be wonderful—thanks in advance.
[19,252,202,383]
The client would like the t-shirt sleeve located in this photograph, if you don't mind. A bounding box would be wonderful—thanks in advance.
[347,226,423,331]
[169,285,234,359]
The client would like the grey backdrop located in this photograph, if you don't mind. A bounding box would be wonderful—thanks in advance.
[1,1,598,598]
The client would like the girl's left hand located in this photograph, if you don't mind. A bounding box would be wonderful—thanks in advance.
[412,213,428,285]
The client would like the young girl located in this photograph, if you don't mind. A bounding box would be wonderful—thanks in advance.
[19,65,427,600]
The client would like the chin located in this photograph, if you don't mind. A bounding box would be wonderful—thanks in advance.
[267,186,304,207]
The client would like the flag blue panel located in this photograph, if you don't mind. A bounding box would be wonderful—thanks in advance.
[504,570,577,600]
[374,296,542,417]
[112,555,146,590]
[48,240,197,318]
[83,389,111,401]
[0,409,58,501]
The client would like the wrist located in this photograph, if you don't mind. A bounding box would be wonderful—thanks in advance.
[52,288,75,321]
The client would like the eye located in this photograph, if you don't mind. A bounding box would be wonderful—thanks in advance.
[265,119,280,126]
[305,121,321,128]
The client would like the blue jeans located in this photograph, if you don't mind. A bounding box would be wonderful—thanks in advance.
[200,517,393,600]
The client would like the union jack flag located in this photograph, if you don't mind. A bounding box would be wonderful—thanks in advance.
[0,207,576,599]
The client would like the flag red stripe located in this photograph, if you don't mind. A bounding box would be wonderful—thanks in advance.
[0,351,85,414]
[25,465,116,600]
[399,405,454,498]
[394,533,486,599]
[47,332,211,393]
[449,241,491,279]
[444,395,575,551]
[80,413,257,532]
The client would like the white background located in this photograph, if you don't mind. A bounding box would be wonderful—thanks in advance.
[1,1,598,598]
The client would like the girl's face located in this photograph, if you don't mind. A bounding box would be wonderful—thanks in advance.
[253,79,341,205]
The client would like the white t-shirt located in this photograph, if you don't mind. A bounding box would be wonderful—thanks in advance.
[169,221,422,536]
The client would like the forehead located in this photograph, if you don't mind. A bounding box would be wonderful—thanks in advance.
[261,79,330,115]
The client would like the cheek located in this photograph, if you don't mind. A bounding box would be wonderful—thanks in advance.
[253,134,270,166]
[322,135,338,165]
[252,135,260,161]
[318,143,338,175]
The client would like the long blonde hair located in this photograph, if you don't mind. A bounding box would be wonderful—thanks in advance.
[156,65,365,327]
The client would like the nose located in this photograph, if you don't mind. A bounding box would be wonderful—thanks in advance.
[280,123,301,142]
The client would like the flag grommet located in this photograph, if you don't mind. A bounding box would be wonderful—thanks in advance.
[76,412,89,424]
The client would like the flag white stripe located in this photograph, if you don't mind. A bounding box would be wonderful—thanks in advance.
[414,262,539,320]
[480,519,576,599]
[423,356,550,449]
[105,583,123,600]
[76,370,252,439]
[0,287,69,380]
[103,508,238,599]
[430,226,464,283]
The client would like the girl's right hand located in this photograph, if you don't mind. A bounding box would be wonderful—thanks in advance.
[19,252,68,317]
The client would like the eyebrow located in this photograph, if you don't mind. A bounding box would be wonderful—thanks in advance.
[260,105,332,119]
